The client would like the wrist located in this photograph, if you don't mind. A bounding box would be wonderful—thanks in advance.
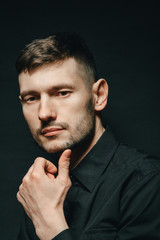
[34,212,69,240]
[37,226,69,240]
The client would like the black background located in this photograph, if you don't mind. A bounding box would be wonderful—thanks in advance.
[0,1,160,239]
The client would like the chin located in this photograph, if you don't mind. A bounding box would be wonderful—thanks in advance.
[42,143,68,154]
[46,148,60,154]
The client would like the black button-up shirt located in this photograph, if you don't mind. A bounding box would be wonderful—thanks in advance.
[18,128,160,240]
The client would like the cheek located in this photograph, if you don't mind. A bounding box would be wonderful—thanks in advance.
[62,100,92,125]
[64,94,91,112]
[23,108,39,129]
[58,100,86,122]
[69,94,93,114]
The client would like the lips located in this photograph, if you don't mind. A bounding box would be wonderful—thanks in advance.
[41,127,64,137]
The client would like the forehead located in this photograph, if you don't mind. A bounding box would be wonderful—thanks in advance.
[18,58,87,92]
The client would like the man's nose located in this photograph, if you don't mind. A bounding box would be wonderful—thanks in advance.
[38,98,57,121]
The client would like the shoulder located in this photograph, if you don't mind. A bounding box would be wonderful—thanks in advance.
[108,143,160,192]
[113,143,160,174]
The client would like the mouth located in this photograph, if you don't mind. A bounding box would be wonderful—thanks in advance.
[41,127,64,137]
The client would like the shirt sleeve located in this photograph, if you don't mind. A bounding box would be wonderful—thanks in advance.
[17,212,39,240]
[51,229,73,240]
[117,172,160,240]
[17,212,74,240]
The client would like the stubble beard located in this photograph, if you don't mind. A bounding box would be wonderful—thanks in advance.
[31,98,96,154]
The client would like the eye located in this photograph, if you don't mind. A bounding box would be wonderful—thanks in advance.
[56,91,70,97]
[24,96,37,103]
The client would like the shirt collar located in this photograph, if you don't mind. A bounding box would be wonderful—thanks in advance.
[70,127,119,192]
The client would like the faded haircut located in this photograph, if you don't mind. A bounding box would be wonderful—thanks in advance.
[16,32,98,86]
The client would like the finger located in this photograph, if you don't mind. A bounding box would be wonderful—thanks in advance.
[58,149,71,180]
[17,191,31,218]
[44,159,57,174]
[24,164,34,177]
[33,157,57,176]
[46,172,56,179]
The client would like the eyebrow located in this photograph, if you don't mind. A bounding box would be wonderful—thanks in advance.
[48,84,75,93]
[20,84,75,99]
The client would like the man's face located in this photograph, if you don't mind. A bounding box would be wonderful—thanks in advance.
[18,58,95,154]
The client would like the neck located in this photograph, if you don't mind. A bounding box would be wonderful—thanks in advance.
[69,120,105,170]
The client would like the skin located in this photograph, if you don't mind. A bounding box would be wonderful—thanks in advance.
[17,58,108,240]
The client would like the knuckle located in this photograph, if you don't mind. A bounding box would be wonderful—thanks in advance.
[34,157,43,163]
[18,184,25,198]
[34,157,40,163]
[64,161,70,168]
[59,160,70,169]
[22,176,28,186]
[19,184,23,192]
[30,171,39,181]
[62,177,72,188]
[17,192,23,203]
[16,192,20,201]
[17,189,23,203]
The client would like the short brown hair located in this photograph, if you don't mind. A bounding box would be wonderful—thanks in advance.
[16,32,97,85]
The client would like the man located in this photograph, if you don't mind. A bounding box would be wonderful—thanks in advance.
[16,32,160,240]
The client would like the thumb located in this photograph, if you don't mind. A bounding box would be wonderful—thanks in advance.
[58,149,72,180]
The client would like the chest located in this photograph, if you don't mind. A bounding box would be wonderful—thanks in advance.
[64,178,121,240]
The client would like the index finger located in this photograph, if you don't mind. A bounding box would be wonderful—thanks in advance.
[33,157,57,175]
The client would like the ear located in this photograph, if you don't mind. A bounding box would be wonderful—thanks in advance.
[92,79,109,112]
[19,95,22,103]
